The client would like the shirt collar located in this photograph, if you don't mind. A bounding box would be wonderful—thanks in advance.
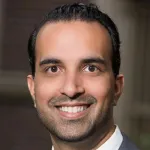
[52,125,123,150]
[96,125,123,150]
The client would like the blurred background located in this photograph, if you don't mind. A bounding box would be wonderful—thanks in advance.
[0,0,150,149]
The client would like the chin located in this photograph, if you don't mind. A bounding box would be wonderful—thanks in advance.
[46,119,96,142]
[51,127,95,143]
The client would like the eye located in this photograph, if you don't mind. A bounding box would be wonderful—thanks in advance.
[46,66,60,73]
[84,65,99,72]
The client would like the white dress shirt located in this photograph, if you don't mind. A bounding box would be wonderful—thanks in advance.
[52,126,123,150]
[96,126,123,150]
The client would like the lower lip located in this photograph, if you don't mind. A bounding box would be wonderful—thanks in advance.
[56,106,90,120]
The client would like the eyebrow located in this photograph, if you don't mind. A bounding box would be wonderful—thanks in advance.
[39,57,106,67]
[39,58,62,66]
[81,57,106,65]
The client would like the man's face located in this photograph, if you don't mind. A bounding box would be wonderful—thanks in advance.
[27,21,123,142]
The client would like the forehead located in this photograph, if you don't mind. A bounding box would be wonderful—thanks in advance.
[36,21,112,63]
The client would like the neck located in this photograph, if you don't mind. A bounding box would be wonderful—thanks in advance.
[51,120,115,150]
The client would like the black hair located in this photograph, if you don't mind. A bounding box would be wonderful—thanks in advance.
[28,3,121,77]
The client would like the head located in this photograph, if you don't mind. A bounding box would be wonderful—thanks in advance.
[27,3,124,145]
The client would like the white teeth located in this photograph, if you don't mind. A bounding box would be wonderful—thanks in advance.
[80,107,84,111]
[59,106,87,113]
[62,107,65,111]
[73,107,77,113]
[68,107,72,112]
[64,107,67,112]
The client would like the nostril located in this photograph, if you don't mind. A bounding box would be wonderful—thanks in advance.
[69,93,84,100]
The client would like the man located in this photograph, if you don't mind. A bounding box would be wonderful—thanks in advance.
[27,3,139,150]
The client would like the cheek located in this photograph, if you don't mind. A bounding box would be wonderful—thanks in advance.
[34,76,63,104]
[83,76,113,102]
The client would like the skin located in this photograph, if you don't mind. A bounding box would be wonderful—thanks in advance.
[27,21,124,150]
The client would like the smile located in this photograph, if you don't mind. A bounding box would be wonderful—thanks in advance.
[55,103,92,119]
[58,106,87,113]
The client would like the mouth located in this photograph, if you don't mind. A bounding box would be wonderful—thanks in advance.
[58,105,88,113]
[55,104,92,119]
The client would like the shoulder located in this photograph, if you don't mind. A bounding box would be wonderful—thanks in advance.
[119,132,140,150]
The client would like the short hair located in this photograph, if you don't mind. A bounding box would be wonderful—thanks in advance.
[28,3,121,77]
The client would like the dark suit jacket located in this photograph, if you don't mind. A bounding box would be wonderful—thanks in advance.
[119,133,139,150]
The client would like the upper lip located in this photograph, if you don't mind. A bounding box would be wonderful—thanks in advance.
[54,102,93,107]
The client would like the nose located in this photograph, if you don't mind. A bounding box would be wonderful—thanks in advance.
[60,73,85,98]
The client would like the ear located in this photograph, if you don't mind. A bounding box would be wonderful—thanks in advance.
[27,75,36,108]
[113,74,124,106]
